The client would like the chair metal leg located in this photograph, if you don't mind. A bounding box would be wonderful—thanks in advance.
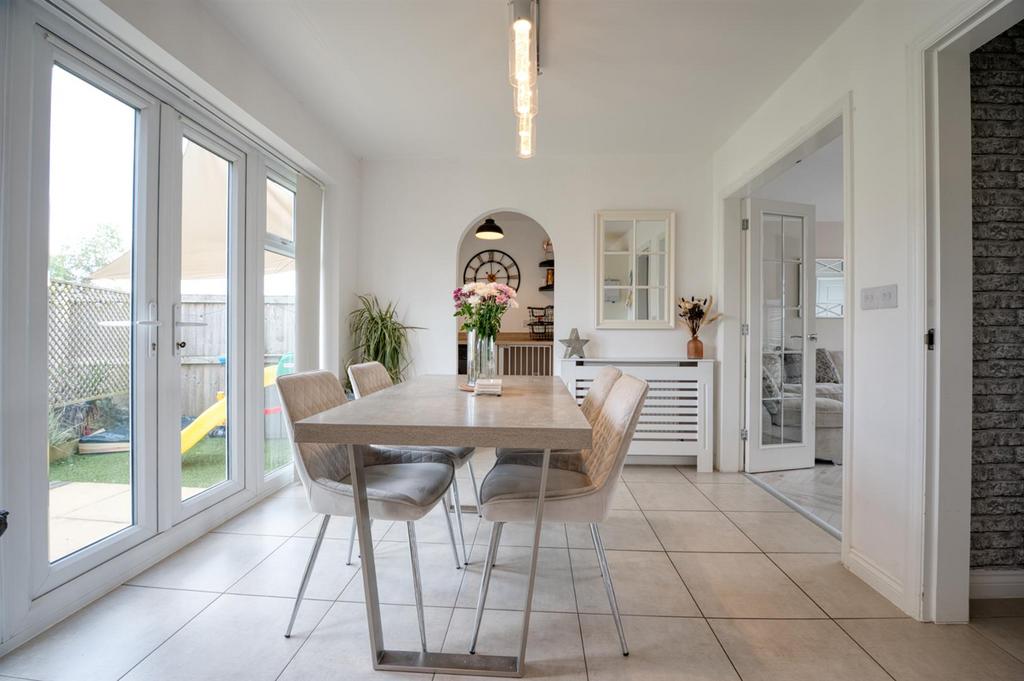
[441,491,462,570]
[491,521,504,567]
[452,478,469,565]
[285,513,330,638]
[406,522,428,652]
[346,516,371,566]
[467,459,482,517]
[591,523,628,656]
[469,521,503,654]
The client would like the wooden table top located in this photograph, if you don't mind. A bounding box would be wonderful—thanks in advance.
[293,375,592,450]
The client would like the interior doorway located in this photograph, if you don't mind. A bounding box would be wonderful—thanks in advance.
[455,211,555,376]
[737,122,849,537]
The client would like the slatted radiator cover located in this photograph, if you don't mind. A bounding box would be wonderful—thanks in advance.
[561,358,714,471]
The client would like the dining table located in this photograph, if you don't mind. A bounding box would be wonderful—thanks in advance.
[292,374,592,678]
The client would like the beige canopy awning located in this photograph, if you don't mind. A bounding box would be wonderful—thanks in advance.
[91,140,295,281]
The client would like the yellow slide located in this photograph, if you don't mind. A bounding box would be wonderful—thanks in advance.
[180,365,279,454]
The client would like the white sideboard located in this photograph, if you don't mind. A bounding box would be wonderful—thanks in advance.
[561,358,715,472]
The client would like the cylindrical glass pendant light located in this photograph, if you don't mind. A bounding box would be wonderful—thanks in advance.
[508,0,537,87]
[517,115,534,159]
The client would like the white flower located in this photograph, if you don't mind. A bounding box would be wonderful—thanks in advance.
[467,294,482,305]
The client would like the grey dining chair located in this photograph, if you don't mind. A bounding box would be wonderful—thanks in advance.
[469,373,649,657]
[494,365,622,470]
[348,361,480,566]
[276,370,461,650]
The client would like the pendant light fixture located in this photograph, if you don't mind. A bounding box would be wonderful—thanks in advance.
[475,217,505,240]
[509,0,538,159]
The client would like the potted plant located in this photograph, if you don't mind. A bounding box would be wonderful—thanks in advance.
[677,296,722,360]
[48,408,79,463]
[453,282,518,386]
[348,295,419,384]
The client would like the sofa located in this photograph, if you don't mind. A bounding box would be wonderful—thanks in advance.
[761,349,844,464]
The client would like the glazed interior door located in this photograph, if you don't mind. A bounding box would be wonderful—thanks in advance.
[157,108,247,526]
[744,199,817,473]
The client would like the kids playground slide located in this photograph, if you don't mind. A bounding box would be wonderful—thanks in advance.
[179,354,293,454]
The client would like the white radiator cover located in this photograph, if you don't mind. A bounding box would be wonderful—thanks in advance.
[561,358,715,471]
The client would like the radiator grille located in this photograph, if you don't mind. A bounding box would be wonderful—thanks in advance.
[575,378,700,442]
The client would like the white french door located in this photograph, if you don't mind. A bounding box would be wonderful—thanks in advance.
[1,2,309,644]
[744,199,817,473]
[28,36,162,595]
[156,108,247,528]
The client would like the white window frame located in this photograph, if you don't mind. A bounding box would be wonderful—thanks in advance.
[255,162,298,487]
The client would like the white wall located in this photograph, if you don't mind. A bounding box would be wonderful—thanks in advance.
[359,155,713,375]
[83,0,362,374]
[457,212,552,334]
[712,0,977,616]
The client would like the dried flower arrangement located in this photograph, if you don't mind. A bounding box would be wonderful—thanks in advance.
[677,296,722,359]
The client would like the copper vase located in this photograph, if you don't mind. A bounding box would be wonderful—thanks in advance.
[687,335,704,360]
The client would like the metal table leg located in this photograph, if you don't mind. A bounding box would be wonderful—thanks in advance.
[347,444,537,677]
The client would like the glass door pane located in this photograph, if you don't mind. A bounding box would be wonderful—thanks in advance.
[178,138,232,500]
[46,66,138,561]
[263,178,296,474]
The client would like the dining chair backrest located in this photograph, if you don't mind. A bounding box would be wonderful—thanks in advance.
[277,371,355,490]
[581,374,649,492]
[348,361,394,399]
[579,366,622,424]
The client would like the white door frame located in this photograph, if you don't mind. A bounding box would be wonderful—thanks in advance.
[910,0,1024,622]
[714,97,855,580]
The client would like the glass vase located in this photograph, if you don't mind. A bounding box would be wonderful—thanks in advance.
[466,329,498,387]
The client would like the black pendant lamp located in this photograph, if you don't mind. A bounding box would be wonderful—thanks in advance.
[475,217,505,240]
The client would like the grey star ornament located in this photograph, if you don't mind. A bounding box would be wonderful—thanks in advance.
[559,328,589,359]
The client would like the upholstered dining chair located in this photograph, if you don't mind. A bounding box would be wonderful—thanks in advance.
[494,365,622,470]
[348,361,480,566]
[276,370,461,649]
[469,373,649,657]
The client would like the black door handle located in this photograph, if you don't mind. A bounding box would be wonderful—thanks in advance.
[0,510,8,538]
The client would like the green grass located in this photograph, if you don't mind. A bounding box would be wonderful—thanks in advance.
[50,437,293,489]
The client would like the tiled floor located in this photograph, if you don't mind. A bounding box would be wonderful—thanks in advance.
[4,459,1023,681]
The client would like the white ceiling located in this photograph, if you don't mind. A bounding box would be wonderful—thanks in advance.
[201,0,862,160]
[755,134,844,222]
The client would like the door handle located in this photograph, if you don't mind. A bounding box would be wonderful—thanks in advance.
[0,509,8,539]
[807,333,819,342]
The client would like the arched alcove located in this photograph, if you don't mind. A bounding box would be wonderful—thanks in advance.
[455,211,555,374]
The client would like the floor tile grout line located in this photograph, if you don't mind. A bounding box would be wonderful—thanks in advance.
[962,620,1024,664]
[114,591,227,681]
[831,619,903,681]
[700,480,901,681]
[635,491,745,680]
[272,590,338,681]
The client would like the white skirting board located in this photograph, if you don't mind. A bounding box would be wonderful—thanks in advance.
[970,569,1024,599]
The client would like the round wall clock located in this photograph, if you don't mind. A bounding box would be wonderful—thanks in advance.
[463,249,521,291]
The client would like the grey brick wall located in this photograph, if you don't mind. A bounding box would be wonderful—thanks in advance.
[972,25,1024,570]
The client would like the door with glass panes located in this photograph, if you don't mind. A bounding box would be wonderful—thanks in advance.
[743,199,817,473]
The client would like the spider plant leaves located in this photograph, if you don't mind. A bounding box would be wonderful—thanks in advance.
[348,294,421,383]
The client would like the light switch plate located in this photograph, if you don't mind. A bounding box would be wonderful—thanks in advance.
[861,284,898,310]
